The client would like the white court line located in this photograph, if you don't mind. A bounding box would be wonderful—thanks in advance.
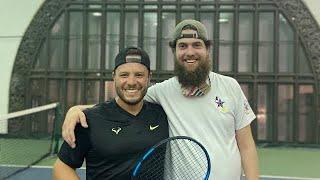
[260,175,320,180]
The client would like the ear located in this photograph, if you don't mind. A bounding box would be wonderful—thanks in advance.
[171,48,176,55]
[112,71,115,80]
[148,71,152,85]
[206,48,210,56]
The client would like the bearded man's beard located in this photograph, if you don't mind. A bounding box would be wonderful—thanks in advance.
[174,56,211,87]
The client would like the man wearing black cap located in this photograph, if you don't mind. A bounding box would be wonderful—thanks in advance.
[53,47,168,180]
[62,19,259,180]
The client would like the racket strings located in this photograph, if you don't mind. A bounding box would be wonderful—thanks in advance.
[134,138,209,180]
[136,146,167,179]
[165,140,208,179]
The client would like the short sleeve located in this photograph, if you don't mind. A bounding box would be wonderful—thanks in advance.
[233,81,256,130]
[145,83,160,104]
[57,124,91,168]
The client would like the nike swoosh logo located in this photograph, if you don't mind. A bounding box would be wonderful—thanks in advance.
[149,125,159,131]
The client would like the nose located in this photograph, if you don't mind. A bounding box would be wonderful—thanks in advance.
[185,45,196,57]
[126,75,137,85]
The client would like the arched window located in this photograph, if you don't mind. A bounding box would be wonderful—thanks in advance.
[11,0,320,144]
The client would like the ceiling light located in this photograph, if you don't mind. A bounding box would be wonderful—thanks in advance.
[92,12,102,17]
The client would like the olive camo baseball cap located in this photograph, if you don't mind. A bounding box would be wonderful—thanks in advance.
[172,19,208,41]
[114,47,150,71]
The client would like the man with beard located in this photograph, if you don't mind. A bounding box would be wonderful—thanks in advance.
[53,47,169,180]
[61,19,259,180]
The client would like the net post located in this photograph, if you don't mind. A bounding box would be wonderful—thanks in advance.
[51,103,63,155]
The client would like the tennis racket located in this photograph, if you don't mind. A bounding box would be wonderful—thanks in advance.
[131,136,211,180]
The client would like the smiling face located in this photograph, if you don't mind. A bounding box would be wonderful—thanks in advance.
[174,29,211,87]
[113,63,150,106]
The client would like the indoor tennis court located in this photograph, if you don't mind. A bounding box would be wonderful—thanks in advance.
[1,0,320,179]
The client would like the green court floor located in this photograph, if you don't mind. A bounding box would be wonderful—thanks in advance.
[1,138,320,178]
[36,147,320,178]
[258,147,320,178]
[0,138,52,165]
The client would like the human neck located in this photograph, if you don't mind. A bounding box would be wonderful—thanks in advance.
[179,77,208,88]
[115,97,143,116]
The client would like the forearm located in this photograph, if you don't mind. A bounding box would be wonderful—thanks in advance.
[53,159,80,180]
[239,144,259,180]
[71,104,95,111]
[236,125,259,180]
[62,104,94,148]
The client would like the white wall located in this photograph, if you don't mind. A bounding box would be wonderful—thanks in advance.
[0,0,44,133]
[304,0,320,25]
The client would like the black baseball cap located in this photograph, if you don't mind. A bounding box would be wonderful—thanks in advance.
[114,47,150,71]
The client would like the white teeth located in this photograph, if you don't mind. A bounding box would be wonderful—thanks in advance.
[126,89,138,93]
[185,60,196,63]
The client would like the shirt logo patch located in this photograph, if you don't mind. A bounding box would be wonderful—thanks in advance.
[111,127,121,135]
[244,101,251,115]
[149,125,159,131]
[215,96,229,113]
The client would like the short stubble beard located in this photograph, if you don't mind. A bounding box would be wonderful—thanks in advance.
[115,84,147,105]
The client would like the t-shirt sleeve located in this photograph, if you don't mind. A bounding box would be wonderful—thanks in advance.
[232,80,256,130]
[57,124,91,168]
[145,83,160,104]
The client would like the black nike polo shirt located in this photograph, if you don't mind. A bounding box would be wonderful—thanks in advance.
[58,99,169,179]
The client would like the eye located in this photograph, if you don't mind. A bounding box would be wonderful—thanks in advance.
[119,73,128,78]
[135,73,145,78]
[193,42,203,49]
[177,43,187,49]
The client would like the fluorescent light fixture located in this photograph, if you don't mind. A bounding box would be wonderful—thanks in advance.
[92,12,102,17]
[219,18,229,23]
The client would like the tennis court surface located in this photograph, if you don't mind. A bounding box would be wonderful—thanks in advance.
[2,146,320,180]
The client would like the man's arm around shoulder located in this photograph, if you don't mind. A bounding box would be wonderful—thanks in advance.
[53,158,80,180]
[62,104,94,148]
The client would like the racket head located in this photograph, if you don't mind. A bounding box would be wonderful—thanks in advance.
[131,136,211,180]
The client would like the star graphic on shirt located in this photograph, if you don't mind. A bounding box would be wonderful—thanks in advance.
[215,97,224,108]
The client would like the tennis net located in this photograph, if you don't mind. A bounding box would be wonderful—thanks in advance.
[0,102,62,179]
